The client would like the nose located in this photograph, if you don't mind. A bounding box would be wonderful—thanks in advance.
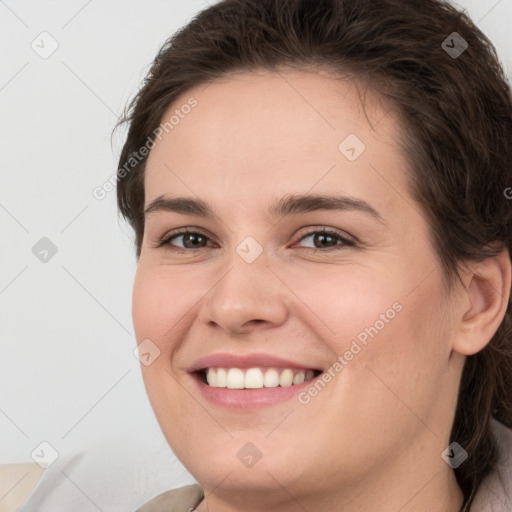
[197,255,289,336]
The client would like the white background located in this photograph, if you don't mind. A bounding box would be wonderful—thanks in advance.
[1,0,511,466]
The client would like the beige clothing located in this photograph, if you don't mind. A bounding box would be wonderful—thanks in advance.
[137,484,204,511]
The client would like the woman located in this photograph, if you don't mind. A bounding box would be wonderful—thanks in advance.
[13,0,512,510]
[113,0,512,509]
[119,0,512,510]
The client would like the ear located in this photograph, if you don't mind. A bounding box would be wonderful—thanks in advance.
[452,248,511,356]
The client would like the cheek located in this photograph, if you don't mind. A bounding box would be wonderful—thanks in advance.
[292,271,450,462]
[131,265,198,440]
[132,265,192,344]
[335,271,451,438]
[297,262,449,413]
[287,263,401,344]
[308,258,448,361]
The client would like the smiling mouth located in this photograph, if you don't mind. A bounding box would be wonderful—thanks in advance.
[195,367,323,389]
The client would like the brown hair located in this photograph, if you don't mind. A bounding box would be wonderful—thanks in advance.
[115,0,512,507]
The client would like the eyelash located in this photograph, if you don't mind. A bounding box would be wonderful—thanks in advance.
[157,227,356,253]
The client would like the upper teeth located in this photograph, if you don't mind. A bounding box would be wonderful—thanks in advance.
[205,367,316,389]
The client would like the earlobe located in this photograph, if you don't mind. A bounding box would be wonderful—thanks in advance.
[453,249,511,356]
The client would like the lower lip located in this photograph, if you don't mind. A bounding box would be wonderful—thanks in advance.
[191,373,320,409]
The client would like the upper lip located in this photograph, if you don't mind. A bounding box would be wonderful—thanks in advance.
[188,353,323,373]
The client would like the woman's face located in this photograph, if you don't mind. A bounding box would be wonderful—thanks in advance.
[132,69,464,506]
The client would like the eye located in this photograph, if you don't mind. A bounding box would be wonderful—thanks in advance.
[156,227,356,252]
[296,228,356,250]
[158,228,212,251]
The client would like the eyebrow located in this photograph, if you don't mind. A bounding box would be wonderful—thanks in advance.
[144,193,385,223]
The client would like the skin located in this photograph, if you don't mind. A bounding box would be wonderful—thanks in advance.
[132,67,511,512]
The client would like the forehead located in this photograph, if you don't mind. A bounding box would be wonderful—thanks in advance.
[144,68,411,216]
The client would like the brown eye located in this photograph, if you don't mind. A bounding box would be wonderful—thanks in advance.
[159,229,211,250]
[297,229,355,250]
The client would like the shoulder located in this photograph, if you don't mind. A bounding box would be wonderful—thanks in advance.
[137,483,204,511]
[0,463,44,512]
[471,418,512,511]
